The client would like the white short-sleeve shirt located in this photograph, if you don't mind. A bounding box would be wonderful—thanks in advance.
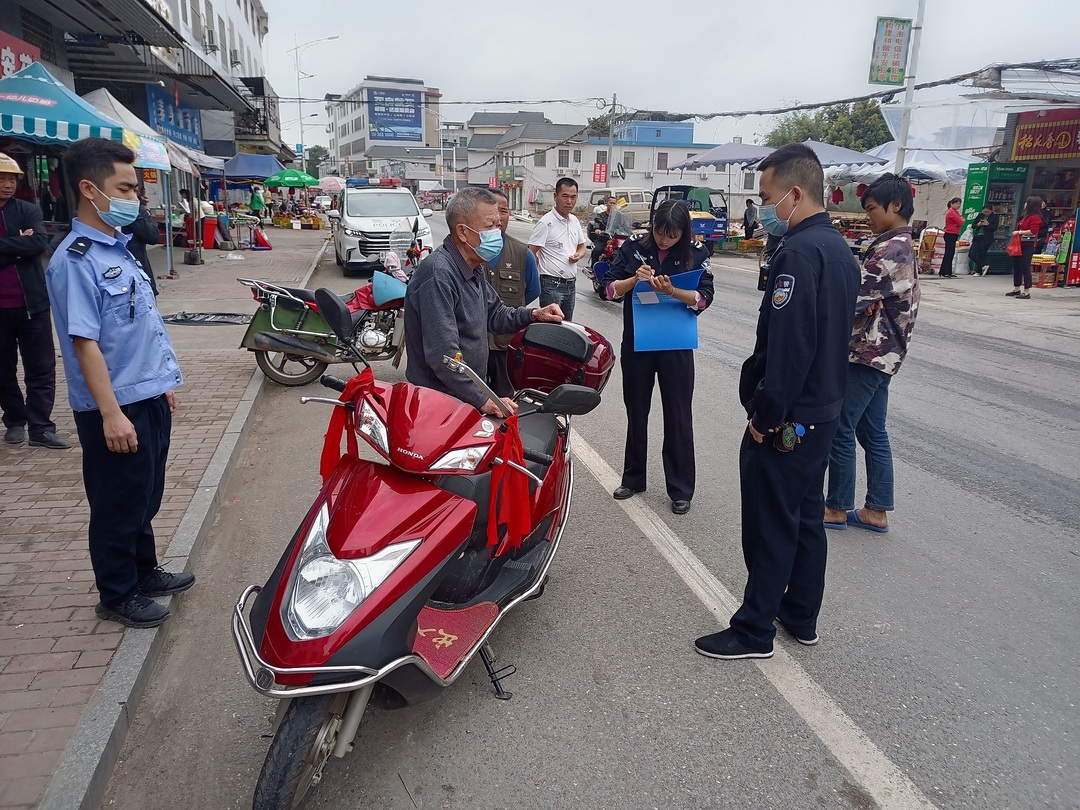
[528,208,585,280]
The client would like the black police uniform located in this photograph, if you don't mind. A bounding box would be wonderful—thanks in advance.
[604,236,714,503]
[731,211,860,651]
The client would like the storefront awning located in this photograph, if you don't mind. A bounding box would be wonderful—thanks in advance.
[0,62,124,145]
[81,87,171,171]
[36,0,184,48]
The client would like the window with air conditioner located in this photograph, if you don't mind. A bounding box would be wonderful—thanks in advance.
[573,149,582,164]
[624,151,635,170]
[558,149,569,168]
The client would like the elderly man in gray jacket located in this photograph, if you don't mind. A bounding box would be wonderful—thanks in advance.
[404,187,564,415]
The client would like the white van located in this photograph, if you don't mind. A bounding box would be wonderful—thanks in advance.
[588,188,654,225]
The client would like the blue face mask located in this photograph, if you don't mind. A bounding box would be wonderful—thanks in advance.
[466,225,504,263]
[90,184,141,228]
[759,188,795,236]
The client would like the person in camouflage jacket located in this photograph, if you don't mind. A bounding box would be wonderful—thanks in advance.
[824,175,920,533]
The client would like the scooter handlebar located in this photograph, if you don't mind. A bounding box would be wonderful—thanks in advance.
[320,374,348,393]
[522,448,554,466]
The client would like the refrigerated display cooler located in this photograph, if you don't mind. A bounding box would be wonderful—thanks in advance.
[961,163,1029,275]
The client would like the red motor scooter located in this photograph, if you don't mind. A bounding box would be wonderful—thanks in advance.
[232,288,614,809]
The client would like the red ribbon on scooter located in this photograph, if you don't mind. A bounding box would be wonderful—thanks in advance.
[319,368,375,483]
[488,414,531,556]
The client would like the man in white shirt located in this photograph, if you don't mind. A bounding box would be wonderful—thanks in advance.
[528,177,586,321]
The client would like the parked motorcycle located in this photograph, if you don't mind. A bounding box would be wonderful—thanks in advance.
[232,289,614,808]
[237,272,407,386]
[583,206,632,301]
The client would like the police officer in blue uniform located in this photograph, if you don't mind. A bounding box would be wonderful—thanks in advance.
[604,200,714,514]
[695,144,860,659]
[46,138,193,628]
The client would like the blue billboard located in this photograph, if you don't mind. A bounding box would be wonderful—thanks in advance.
[368,89,422,143]
[145,84,203,150]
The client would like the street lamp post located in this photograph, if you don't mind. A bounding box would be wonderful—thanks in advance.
[288,34,338,178]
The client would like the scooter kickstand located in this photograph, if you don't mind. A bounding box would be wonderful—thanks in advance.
[479,643,516,700]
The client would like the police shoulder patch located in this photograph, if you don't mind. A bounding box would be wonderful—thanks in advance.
[772,274,795,309]
[67,236,93,256]
[103,266,123,280]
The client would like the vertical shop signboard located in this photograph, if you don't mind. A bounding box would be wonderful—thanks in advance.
[962,163,990,230]
[145,84,203,150]
[868,17,911,86]
[592,163,608,184]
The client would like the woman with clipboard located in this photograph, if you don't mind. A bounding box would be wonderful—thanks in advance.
[604,200,714,515]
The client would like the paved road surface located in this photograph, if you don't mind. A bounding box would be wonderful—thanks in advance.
[103,215,1080,809]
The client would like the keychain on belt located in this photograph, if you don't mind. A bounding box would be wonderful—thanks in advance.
[773,422,806,452]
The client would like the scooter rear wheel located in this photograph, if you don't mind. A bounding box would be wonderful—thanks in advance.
[253,694,338,810]
[254,350,328,386]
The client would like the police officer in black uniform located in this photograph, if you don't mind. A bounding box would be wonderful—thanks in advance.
[695,143,860,659]
[604,200,714,515]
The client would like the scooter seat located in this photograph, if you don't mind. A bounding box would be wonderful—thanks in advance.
[434,412,560,522]
[280,286,317,304]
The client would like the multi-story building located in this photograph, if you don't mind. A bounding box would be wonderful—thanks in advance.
[0,0,290,161]
[466,111,546,186]
[325,76,442,177]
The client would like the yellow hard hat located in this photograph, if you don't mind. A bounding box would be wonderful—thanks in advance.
[0,153,23,175]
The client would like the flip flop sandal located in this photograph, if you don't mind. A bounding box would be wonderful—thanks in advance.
[847,509,889,533]
[823,519,847,530]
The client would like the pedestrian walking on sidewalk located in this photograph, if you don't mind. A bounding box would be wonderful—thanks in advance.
[824,174,920,535]
[1007,196,1044,299]
[529,177,586,321]
[0,151,71,449]
[603,200,714,515]
[46,138,194,629]
[695,144,859,660]
[939,197,963,277]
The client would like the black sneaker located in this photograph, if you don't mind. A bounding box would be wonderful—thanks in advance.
[95,592,170,628]
[28,431,72,449]
[138,567,196,597]
[4,425,24,444]
[778,621,819,646]
[694,628,773,660]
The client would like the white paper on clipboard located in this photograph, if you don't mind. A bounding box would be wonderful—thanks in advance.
[636,290,660,304]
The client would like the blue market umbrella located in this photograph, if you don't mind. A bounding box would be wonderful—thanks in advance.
[801,139,889,169]
[0,62,124,145]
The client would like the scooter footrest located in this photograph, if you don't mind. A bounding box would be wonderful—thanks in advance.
[413,601,499,680]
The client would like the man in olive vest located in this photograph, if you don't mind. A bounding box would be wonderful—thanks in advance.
[486,188,541,397]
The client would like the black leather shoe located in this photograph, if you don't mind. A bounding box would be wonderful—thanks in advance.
[95,592,170,628]
[671,500,691,514]
[613,486,639,500]
[138,567,196,597]
[4,425,24,444]
[28,431,72,449]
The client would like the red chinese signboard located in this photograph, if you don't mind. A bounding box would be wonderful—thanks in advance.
[592,163,608,184]
[0,31,40,78]
[1011,109,1080,161]
[488,176,497,189]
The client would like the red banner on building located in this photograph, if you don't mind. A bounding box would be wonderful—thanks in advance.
[0,31,41,78]
[488,176,497,189]
[592,163,608,184]
[1011,109,1080,161]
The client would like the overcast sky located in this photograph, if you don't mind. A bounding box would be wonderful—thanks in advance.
[261,0,1080,150]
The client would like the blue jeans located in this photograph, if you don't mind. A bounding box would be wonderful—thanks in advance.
[539,275,576,322]
[826,363,894,512]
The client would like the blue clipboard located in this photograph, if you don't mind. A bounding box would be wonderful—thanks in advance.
[632,269,704,351]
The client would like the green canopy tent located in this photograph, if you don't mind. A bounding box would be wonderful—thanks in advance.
[263,168,319,188]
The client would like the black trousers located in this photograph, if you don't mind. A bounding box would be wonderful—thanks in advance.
[620,347,695,502]
[729,418,838,651]
[969,235,993,269]
[0,306,57,436]
[940,233,959,275]
[487,348,513,399]
[73,395,171,606]
[1012,244,1035,289]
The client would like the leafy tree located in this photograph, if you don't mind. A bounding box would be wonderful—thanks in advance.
[305,144,328,177]
[763,101,891,152]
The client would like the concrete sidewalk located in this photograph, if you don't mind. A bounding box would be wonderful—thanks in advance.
[0,225,329,810]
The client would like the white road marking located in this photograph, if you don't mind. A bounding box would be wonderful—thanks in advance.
[572,437,939,810]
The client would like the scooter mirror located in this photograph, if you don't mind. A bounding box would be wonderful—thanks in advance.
[540,384,601,416]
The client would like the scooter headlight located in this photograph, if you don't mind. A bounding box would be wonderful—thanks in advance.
[357,400,389,454]
[285,503,419,640]
[429,445,488,472]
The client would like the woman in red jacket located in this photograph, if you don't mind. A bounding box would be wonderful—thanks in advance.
[940,197,964,277]
[1008,196,1044,299]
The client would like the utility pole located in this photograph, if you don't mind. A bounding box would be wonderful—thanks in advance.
[894,0,926,174]
[606,92,616,182]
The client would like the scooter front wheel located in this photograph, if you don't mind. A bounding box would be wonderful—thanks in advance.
[253,694,338,810]
[254,350,329,386]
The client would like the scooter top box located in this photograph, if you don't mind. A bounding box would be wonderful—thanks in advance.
[507,322,615,395]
